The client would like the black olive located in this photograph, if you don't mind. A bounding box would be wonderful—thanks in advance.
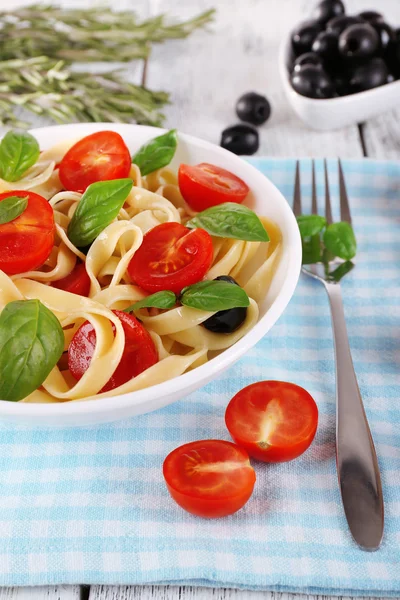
[290,64,335,99]
[358,11,384,25]
[327,15,364,36]
[371,21,396,53]
[339,24,379,60]
[312,31,340,66]
[349,57,389,92]
[220,124,259,155]
[291,20,323,56]
[334,72,353,96]
[312,0,345,25]
[293,52,324,72]
[384,39,400,78]
[202,276,247,334]
[235,92,271,126]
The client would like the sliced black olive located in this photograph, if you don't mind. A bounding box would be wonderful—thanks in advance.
[339,24,379,60]
[291,20,323,56]
[290,64,335,99]
[349,57,389,92]
[220,124,259,155]
[236,92,271,126]
[202,276,247,334]
[358,11,384,25]
[293,52,324,72]
[312,31,340,66]
[312,0,345,25]
[327,15,364,36]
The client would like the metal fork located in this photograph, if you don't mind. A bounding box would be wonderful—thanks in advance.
[293,159,384,551]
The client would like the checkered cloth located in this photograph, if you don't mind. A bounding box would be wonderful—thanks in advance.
[0,159,399,595]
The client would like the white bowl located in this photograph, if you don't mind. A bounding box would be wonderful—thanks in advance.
[0,123,301,427]
[279,37,400,131]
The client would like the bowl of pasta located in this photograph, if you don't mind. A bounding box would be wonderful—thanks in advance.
[0,123,301,426]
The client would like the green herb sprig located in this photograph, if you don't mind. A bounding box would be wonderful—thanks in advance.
[0,6,215,63]
[124,281,250,314]
[297,215,357,263]
[0,6,214,128]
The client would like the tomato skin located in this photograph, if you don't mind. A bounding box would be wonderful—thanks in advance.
[0,190,55,275]
[163,439,256,518]
[58,131,131,192]
[68,309,158,392]
[178,163,249,212]
[128,222,213,294]
[225,381,318,463]
[51,262,91,297]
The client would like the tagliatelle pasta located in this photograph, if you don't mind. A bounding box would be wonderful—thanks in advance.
[0,131,283,404]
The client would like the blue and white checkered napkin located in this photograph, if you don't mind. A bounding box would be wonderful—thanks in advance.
[0,158,399,595]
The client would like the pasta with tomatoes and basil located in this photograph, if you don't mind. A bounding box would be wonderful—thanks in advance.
[0,129,282,404]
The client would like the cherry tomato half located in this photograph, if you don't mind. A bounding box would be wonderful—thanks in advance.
[163,439,256,518]
[225,381,318,463]
[68,309,158,392]
[178,163,249,212]
[59,131,131,192]
[51,262,91,297]
[128,222,213,294]
[0,190,55,275]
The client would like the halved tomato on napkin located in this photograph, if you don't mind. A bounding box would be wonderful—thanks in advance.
[225,381,318,462]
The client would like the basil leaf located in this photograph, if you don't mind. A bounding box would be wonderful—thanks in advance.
[0,130,40,182]
[132,129,178,176]
[67,178,133,247]
[323,221,357,260]
[296,214,326,238]
[124,291,176,312]
[0,195,28,224]
[180,280,250,311]
[186,202,269,242]
[0,299,64,402]
[302,235,322,265]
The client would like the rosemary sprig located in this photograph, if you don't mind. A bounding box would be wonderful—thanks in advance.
[0,57,169,127]
[0,5,214,127]
[0,6,215,62]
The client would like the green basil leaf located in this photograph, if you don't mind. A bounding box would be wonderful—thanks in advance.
[124,291,177,312]
[67,178,133,247]
[0,130,40,182]
[180,280,250,311]
[296,214,326,238]
[0,299,64,402]
[302,235,322,265]
[0,195,28,224]
[132,129,178,176]
[186,202,269,242]
[323,221,357,260]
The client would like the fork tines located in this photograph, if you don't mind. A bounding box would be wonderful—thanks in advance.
[293,159,352,225]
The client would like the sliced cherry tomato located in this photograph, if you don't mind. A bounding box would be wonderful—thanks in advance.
[178,163,249,212]
[225,381,318,463]
[163,439,256,518]
[58,131,131,192]
[128,222,213,294]
[51,262,91,297]
[0,190,55,275]
[68,309,158,392]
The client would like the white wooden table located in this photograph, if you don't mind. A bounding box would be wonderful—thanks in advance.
[1,0,400,599]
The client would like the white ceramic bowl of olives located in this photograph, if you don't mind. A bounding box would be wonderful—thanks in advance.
[279,0,400,130]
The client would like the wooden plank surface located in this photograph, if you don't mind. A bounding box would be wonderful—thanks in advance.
[0,586,81,600]
[88,587,393,600]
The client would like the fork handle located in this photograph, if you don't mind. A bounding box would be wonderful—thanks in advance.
[325,282,384,550]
